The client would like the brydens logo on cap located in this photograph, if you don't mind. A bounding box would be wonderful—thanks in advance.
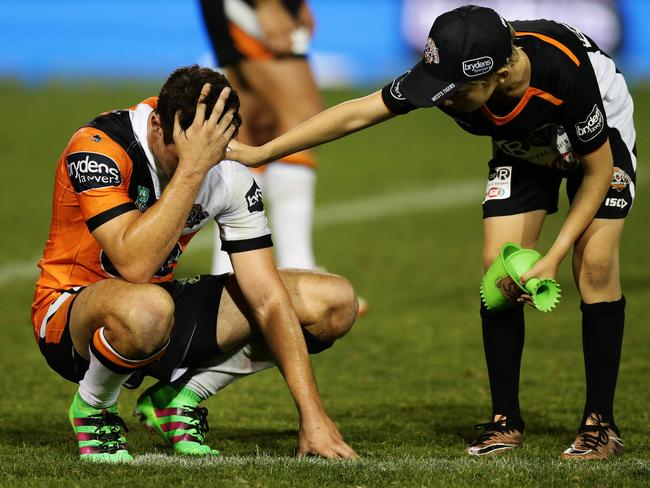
[462,57,494,77]
[398,5,513,108]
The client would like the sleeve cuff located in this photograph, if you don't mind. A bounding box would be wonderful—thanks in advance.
[221,234,273,253]
[85,202,137,232]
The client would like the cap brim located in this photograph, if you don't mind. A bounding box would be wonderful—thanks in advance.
[400,60,458,108]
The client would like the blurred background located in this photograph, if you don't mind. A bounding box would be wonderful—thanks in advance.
[2,0,649,87]
[1,1,649,484]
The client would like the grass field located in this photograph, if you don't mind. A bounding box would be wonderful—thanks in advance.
[0,81,649,487]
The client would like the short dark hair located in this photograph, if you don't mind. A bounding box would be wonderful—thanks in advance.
[157,65,242,145]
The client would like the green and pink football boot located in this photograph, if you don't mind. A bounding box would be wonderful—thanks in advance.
[68,392,133,463]
[134,382,220,456]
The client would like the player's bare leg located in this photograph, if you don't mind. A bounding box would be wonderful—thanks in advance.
[232,58,322,269]
[563,218,625,460]
[469,210,545,456]
[68,279,175,462]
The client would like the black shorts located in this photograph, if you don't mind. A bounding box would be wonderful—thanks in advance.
[200,0,306,67]
[483,127,637,219]
[39,274,227,385]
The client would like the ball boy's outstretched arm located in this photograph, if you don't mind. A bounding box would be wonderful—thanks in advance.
[228,90,396,167]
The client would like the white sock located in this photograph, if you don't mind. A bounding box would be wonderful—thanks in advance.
[185,342,275,400]
[78,348,131,408]
[264,163,316,269]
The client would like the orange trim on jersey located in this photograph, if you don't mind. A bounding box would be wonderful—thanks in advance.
[516,31,580,66]
[130,97,157,111]
[92,328,166,369]
[481,86,564,126]
[278,151,317,167]
[251,151,317,173]
[229,22,274,60]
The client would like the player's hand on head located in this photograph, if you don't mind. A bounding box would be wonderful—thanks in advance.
[296,413,358,459]
[256,0,296,55]
[174,83,237,175]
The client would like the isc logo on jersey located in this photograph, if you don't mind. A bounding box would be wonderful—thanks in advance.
[575,105,604,142]
[605,197,628,209]
[66,152,122,193]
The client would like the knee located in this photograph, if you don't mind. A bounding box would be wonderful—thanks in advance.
[323,276,357,340]
[119,285,175,356]
[577,252,616,291]
[482,248,500,272]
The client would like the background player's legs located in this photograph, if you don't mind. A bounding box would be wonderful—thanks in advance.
[572,218,625,428]
[232,58,322,269]
[264,163,316,268]
[481,210,546,423]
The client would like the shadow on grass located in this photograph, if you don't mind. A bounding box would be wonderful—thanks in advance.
[0,400,583,457]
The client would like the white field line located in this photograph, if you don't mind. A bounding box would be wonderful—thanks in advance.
[131,452,650,471]
[5,165,645,287]
[0,180,484,287]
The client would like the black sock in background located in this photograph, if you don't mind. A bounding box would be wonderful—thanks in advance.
[480,302,525,426]
[581,296,626,427]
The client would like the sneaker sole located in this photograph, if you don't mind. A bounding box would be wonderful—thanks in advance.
[562,442,624,460]
[468,443,521,456]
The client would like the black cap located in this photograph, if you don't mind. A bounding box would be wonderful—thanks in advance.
[400,5,513,107]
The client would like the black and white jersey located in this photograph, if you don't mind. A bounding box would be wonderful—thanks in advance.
[382,20,636,173]
[127,100,273,256]
[37,97,272,290]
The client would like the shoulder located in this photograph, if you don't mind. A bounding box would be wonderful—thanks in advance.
[207,159,251,191]
[515,20,599,99]
[63,128,133,193]
[205,159,259,208]
[514,19,595,68]
[67,127,129,158]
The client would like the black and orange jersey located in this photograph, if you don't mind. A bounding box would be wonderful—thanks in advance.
[382,20,635,172]
[32,98,271,343]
